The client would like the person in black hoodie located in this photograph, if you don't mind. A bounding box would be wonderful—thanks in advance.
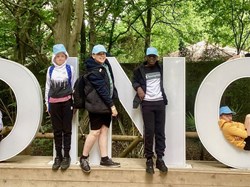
[132,47,168,174]
[79,44,120,173]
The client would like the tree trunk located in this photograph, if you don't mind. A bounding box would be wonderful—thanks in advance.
[144,0,152,52]
[86,0,96,53]
[13,2,28,64]
[53,0,72,50]
[68,0,84,56]
[53,0,83,57]
[80,0,87,62]
[107,17,116,53]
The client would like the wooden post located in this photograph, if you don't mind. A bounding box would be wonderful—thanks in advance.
[118,136,143,157]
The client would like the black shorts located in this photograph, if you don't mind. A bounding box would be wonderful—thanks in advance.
[88,112,111,130]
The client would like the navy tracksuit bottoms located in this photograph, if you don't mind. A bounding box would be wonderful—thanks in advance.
[141,100,166,159]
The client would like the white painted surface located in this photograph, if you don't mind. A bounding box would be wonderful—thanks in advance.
[0,58,43,161]
[195,58,250,169]
[164,57,186,167]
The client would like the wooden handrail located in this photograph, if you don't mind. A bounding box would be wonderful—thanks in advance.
[1,126,199,140]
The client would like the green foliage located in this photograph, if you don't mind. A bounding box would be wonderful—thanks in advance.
[0,81,16,126]
[221,78,250,122]
[186,62,250,126]
[30,139,53,156]
[186,112,196,131]
[186,61,222,114]
[193,0,250,53]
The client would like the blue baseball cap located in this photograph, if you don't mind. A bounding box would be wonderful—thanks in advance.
[92,44,107,54]
[146,47,158,56]
[53,44,67,55]
[219,106,236,116]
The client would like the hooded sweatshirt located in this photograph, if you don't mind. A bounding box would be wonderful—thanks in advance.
[218,119,247,149]
[45,52,75,109]
[84,57,118,108]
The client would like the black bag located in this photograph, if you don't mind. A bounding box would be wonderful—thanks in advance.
[72,75,85,109]
[84,73,111,114]
[73,71,111,113]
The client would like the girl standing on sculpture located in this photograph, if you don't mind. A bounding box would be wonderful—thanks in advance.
[45,44,76,171]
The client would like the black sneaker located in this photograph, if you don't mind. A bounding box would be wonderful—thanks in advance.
[156,158,168,173]
[100,158,120,167]
[52,157,62,170]
[61,157,71,170]
[146,158,154,174]
[80,157,91,173]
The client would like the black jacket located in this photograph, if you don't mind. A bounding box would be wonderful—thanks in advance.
[84,57,118,109]
[132,61,168,108]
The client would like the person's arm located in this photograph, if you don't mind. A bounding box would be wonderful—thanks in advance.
[223,122,248,139]
[132,68,145,100]
[132,68,141,91]
[0,111,3,131]
[236,122,246,131]
[44,68,51,112]
[70,65,76,90]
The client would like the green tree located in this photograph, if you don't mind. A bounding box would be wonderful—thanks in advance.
[0,0,83,65]
[195,0,250,54]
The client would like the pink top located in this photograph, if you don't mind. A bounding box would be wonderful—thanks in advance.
[49,95,71,103]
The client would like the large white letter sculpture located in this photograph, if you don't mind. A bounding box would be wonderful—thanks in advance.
[195,58,250,169]
[0,58,43,161]
[3,56,250,169]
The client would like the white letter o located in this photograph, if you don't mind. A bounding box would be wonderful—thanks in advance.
[0,58,43,161]
[195,58,250,169]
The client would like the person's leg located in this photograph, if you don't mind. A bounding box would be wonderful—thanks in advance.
[142,105,155,159]
[79,129,101,173]
[95,114,120,167]
[50,103,63,158]
[80,112,103,173]
[98,125,109,157]
[154,103,166,159]
[62,100,73,158]
[50,102,63,170]
[141,103,155,174]
[154,102,168,173]
[82,129,101,156]
[244,114,250,136]
[243,114,250,151]
[60,100,73,170]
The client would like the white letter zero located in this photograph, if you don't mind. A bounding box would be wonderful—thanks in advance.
[195,58,250,169]
[0,58,43,161]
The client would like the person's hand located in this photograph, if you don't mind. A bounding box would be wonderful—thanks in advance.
[137,87,145,100]
[235,136,242,141]
[46,106,50,116]
[111,106,118,117]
